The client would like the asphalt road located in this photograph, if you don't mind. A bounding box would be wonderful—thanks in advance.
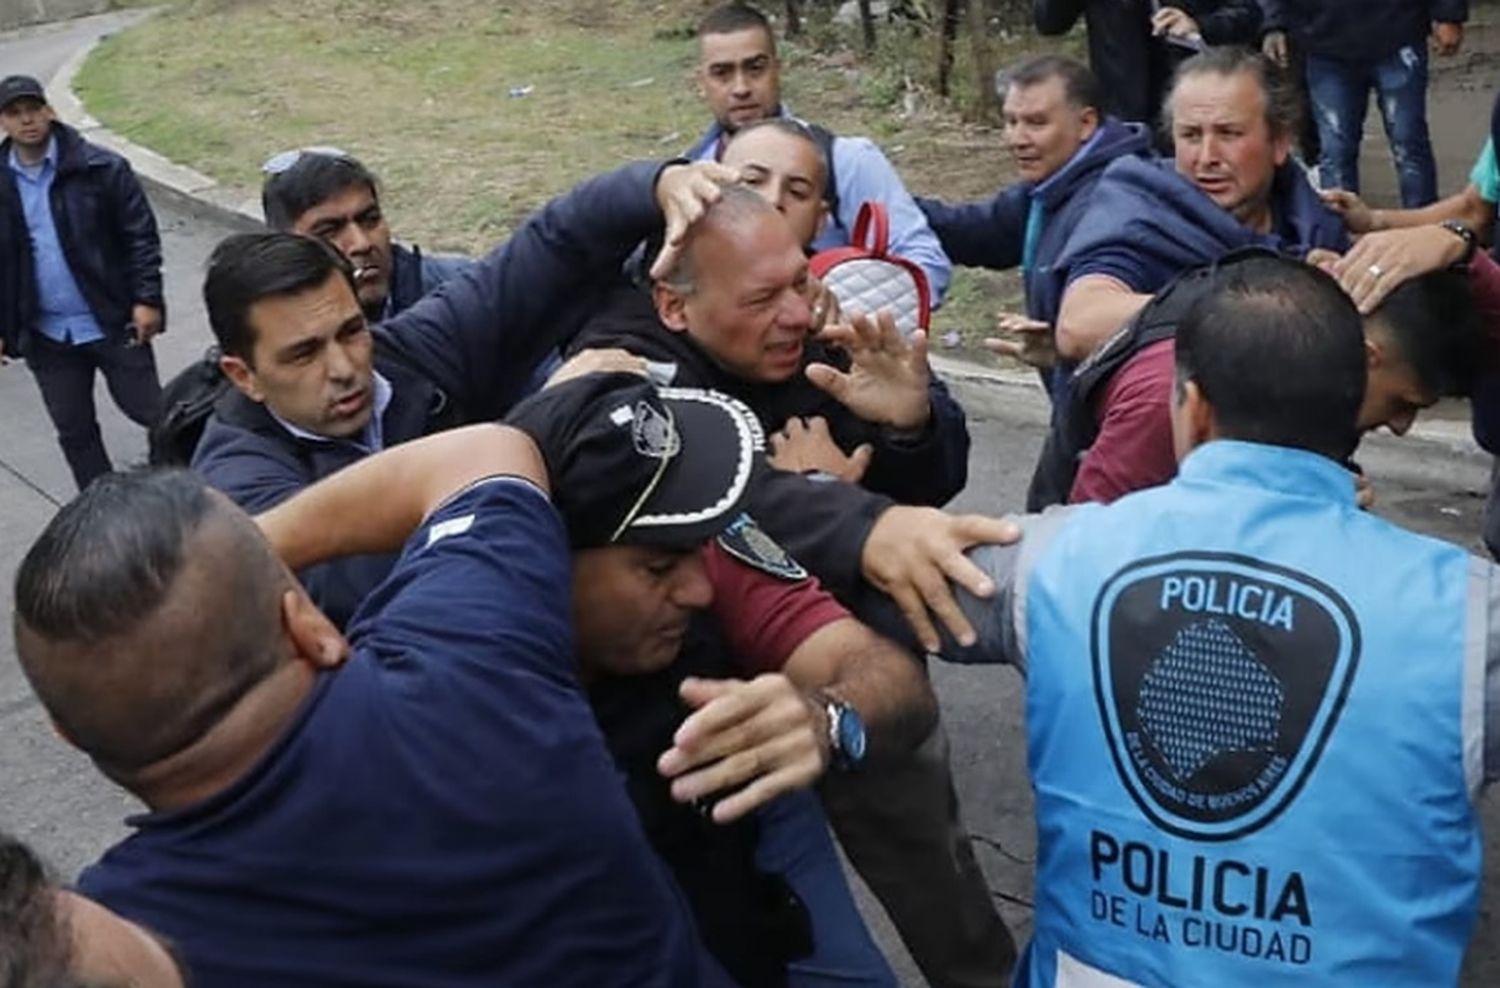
[4,10,1500,987]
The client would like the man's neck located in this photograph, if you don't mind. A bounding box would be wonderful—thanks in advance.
[1237,200,1275,235]
[127,662,318,813]
[11,135,49,168]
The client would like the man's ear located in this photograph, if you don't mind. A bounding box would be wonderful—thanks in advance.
[1364,337,1385,371]
[1271,128,1294,168]
[653,282,692,335]
[281,588,349,670]
[1079,106,1100,140]
[1172,377,1218,461]
[220,353,266,403]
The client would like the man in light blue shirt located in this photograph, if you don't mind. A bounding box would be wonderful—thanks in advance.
[0,75,165,489]
[686,3,952,309]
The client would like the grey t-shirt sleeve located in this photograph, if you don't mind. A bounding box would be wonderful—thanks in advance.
[1479,556,1500,789]
[940,506,1078,672]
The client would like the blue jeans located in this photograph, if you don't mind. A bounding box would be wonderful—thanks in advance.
[755,790,897,987]
[1306,46,1438,207]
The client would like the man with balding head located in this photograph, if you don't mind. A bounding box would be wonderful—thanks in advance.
[580,185,1016,988]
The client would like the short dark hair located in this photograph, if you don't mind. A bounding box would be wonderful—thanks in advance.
[1369,270,1481,399]
[14,469,288,773]
[1175,254,1366,461]
[261,152,380,231]
[726,117,830,185]
[0,832,71,988]
[203,232,355,361]
[1166,46,1302,143]
[699,2,774,43]
[999,54,1102,114]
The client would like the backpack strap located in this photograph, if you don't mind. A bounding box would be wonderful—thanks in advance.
[851,202,890,258]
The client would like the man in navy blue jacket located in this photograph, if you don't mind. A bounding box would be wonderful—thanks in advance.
[1261,0,1466,207]
[19,400,754,986]
[1052,47,1348,365]
[260,147,474,321]
[191,160,731,628]
[918,55,1152,398]
[0,75,165,490]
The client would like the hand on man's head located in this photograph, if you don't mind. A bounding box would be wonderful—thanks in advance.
[1330,226,1468,314]
[650,161,742,280]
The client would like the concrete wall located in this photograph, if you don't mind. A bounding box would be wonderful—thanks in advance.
[0,0,111,33]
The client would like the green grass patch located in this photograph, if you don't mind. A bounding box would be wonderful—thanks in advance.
[81,0,1071,346]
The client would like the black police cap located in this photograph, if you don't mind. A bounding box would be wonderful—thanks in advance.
[506,371,764,549]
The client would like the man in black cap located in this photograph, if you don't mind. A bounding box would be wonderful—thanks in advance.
[511,372,937,986]
[0,74,166,489]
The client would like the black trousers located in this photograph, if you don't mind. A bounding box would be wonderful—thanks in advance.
[26,332,162,490]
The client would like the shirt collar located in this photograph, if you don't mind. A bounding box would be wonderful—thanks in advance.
[268,369,394,453]
[7,133,57,176]
[1176,439,1358,505]
[711,104,794,159]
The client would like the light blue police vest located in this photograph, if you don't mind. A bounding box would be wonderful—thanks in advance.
[1017,440,1482,987]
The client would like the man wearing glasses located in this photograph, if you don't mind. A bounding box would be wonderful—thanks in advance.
[0,74,165,490]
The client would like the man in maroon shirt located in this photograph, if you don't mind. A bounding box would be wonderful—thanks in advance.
[511,370,937,986]
[1061,236,1479,506]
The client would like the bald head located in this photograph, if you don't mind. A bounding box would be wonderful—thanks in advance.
[652,184,812,383]
[14,470,291,779]
[656,182,785,294]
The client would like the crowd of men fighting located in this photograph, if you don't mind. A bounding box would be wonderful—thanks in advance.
[3,0,1500,985]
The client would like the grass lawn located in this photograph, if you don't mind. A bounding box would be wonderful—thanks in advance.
[78,0,1083,355]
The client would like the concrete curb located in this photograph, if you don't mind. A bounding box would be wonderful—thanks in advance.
[47,11,263,232]
[42,15,1498,469]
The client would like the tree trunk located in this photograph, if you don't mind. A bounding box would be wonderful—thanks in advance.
[857,0,878,52]
[936,0,963,97]
[784,0,803,37]
[968,0,999,118]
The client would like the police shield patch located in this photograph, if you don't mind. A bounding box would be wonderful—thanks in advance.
[1091,552,1360,841]
[716,513,808,582]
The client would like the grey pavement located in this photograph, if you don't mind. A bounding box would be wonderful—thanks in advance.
[3,10,1500,988]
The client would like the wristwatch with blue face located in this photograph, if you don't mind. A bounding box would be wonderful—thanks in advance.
[819,693,868,771]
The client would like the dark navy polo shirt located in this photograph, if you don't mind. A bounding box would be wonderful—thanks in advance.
[78,477,718,987]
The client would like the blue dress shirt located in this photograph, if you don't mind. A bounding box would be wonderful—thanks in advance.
[8,135,105,345]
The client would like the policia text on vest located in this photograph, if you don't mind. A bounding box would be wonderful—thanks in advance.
[1089,830,1312,966]
[1081,552,1359,972]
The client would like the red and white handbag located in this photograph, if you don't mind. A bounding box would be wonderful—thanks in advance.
[809,201,931,339]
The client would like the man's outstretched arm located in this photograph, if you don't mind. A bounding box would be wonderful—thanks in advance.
[255,424,548,569]
[381,160,736,419]
[1055,274,1152,362]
